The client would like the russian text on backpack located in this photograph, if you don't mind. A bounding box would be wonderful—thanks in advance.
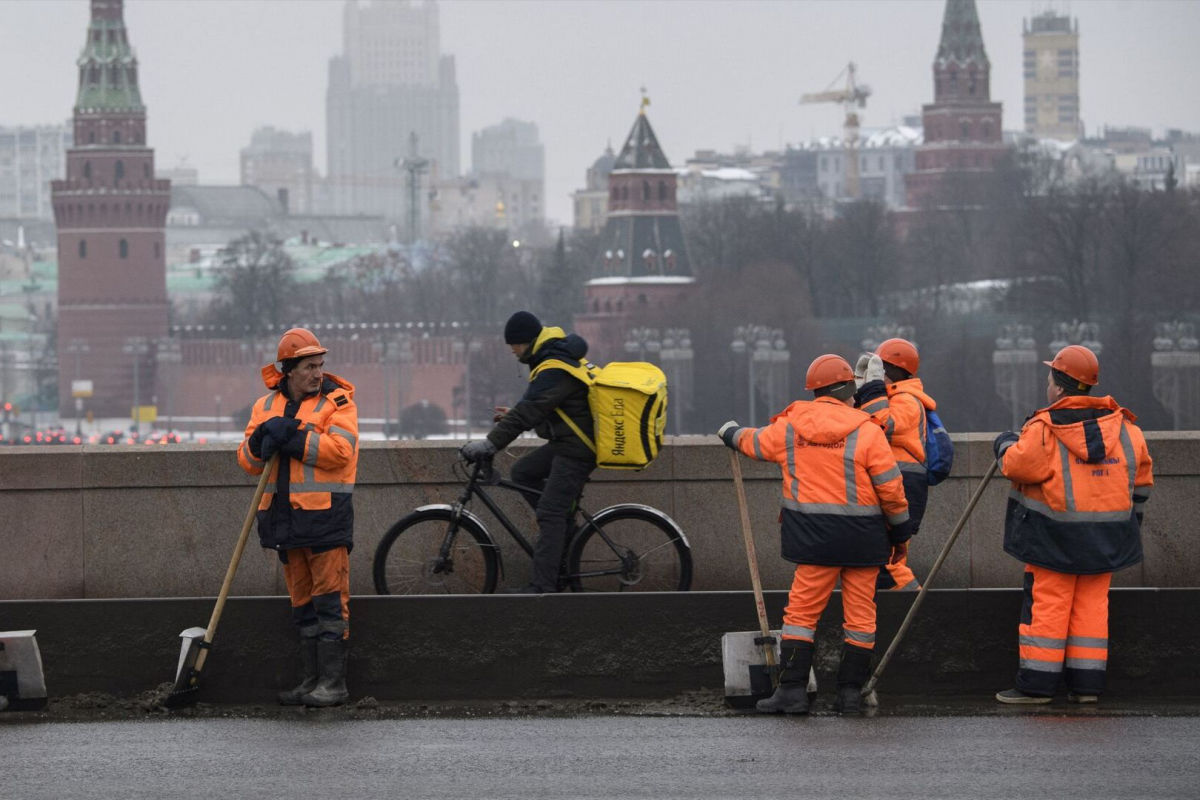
[531,359,668,470]
[923,408,953,486]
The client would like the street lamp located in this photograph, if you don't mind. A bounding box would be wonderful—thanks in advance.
[624,327,662,363]
[450,333,483,439]
[156,338,182,435]
[731,325,773,425]
[1152,321,1200,431]
[66,338,90,437]
[122,337,150,437]
[214,394,222,440]
[660,328,694,435]
[992,323,1038,431]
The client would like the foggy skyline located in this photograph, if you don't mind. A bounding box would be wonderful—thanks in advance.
[3,0,1199,226]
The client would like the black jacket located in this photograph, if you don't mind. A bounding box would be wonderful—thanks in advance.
[486,326,596,463]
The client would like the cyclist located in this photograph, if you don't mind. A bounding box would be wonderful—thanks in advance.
[460,311,596,594]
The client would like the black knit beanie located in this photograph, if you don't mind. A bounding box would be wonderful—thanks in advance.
[504,311,542,345]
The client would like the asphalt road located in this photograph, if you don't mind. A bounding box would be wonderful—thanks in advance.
[3,714,1198,799]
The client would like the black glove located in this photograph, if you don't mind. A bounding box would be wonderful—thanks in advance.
[717,420,740,449]
[460,439,497,463]
[261,432,284,462]
[263,416,300,444]
[993,430,1019,461]
[248,423,267,459]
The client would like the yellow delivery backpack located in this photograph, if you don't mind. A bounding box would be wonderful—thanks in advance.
[530,359,668,470]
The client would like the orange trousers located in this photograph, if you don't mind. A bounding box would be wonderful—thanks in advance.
[1017,563,1110,696]
[780,564,877,651]
[283,546,350,640]
[878,551,921,591]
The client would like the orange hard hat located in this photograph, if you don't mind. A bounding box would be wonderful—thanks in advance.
[805,354,855,391]
[276,328,327,362]
[876,338,919,375]
[1044,344,1099,386]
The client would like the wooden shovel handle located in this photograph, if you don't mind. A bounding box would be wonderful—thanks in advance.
[194,456,276,671]
[730,449,776,668]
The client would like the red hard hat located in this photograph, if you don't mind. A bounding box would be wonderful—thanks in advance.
[276,328,327,362]
[876,337,919,375]
[805,354,855,391]
[1044,344,1099,386]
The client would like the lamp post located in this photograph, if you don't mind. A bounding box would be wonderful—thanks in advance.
[214,394,222,440]
[992,323,1038,431]
[122,337,149,436]
[1151,321,1200,431]
[66,338,90,437]
[156,338,182,435]
[624,327,662,363]
[731,325,773,425]
[660,328,694,435]
[452,332,484,439]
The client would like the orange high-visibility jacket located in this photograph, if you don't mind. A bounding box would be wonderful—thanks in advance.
[1000,394,1152,574]
[858,377,937,526]
[729,396,910,567]
[238,373,359,552]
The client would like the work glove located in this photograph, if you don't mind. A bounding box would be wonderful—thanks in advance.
[889,541,909,565]
[460,439,497,464]
[492,406,510,423]
[993,430,1019,461]
[854,353,885,388]
[717,420,741,449]
[263,416,301,444]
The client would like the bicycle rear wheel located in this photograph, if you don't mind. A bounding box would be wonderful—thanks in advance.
[373,508,499,595]
[566,505,692,592]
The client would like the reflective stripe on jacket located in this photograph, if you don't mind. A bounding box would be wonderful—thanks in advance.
[859,377,936,527]
[1000,394,1153,574]
[237,372,359,551]
[730,396,909,567]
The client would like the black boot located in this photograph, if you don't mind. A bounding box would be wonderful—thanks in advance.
[756,640,814,714]
[277,636,319,705]
[301,638,349,708]
[833,645,872,715]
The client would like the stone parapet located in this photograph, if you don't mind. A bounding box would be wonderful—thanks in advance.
[1,433,1194,599]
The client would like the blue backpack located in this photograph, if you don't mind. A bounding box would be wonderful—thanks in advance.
[923,409,953,486]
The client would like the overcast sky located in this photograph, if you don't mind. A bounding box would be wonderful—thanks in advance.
[3,0,1199,226]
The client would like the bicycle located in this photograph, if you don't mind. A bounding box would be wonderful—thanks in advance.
[372,456,693,594]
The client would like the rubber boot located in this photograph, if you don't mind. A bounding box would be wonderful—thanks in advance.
[756,640,814,714]
[833,645,872,715]
[277,636,319,706]
[301,638,349,708]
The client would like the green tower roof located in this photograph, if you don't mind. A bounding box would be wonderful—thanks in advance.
[935,0,990,69]
[74,0,144,113]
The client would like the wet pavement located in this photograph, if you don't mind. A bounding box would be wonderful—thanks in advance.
[3,697,1199,799]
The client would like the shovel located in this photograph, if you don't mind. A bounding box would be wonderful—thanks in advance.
[862,458,1000,706]
[722,449,816,708]
[165,456,276,708]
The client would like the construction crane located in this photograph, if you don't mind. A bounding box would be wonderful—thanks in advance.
[800,62,871,200]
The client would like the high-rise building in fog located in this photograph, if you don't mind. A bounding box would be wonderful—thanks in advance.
[52,0,169,417]
[326,0,459,225]
[0,125,72,220]
[1023,9,1081,141]
[470,118,544,232]
[240,126,314,215]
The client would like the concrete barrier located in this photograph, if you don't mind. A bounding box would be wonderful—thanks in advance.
[3,589,1197,703]
[1,433,1196,600]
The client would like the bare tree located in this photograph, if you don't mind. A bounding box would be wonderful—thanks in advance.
[205,231,299,335]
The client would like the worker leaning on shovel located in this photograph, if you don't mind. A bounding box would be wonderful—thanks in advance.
[238,328,359,708]
[718,354,914,715]
[992,345,1152,705]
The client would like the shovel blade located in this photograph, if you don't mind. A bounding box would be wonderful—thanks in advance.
[165,627,208,708]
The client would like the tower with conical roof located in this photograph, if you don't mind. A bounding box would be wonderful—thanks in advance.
[573,98,695,361]
[905,0,1008,207]
[52,0,170,418]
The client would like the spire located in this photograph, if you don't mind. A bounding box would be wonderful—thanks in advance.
[613,106,671,170]
[75,0,144,113]
[935,0,990,69]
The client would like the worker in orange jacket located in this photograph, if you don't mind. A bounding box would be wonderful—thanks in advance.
[238,328,359,708]
[992,344,1152,704]
[718,354,914,715]
[854,337,939,591]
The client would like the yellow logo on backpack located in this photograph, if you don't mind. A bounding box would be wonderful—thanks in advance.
[531,359,668,470]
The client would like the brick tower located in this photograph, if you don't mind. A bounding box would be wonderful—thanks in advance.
[52,0,170,418]
[573,98,695,361]
[905,0,1007,208]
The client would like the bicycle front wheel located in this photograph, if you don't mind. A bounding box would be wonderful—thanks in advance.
[372,508,499,595]
[566,506,692,592]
